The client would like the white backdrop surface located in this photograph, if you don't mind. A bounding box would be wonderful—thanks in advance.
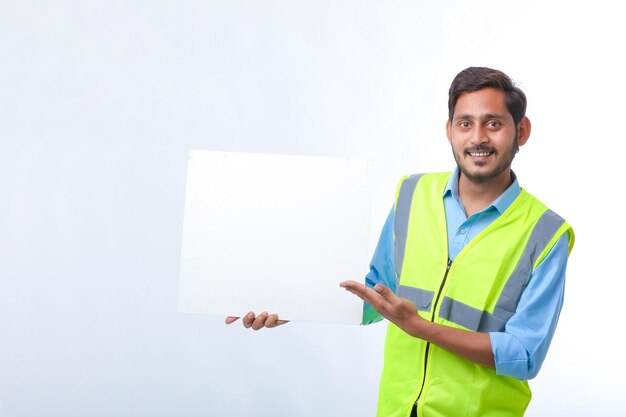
[1,1,624,416]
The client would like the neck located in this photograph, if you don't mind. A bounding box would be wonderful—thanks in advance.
[457,169,512,217]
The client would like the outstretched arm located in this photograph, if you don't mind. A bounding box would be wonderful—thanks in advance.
[340,280,495,369]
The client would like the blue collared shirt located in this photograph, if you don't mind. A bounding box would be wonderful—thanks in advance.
[363,169,570,380]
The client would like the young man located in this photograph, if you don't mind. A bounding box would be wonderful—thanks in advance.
[340,67,574,416]
[228,67,574,417]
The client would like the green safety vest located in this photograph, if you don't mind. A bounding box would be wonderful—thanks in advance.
[377,172,574,417]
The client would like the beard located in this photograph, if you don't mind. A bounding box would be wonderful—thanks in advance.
[452,132,519,184]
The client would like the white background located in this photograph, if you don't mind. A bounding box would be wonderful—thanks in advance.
[0,1,623,416]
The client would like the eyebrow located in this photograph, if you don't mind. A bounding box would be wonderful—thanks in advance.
[455,113,506,121]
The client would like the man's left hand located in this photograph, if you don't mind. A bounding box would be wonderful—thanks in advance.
[340,280,424,337]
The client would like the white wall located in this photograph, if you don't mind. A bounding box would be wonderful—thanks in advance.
[1,1,623,416]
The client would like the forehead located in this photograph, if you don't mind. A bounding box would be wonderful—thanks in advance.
[453,87,511,120]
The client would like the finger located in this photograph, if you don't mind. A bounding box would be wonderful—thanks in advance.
[374,284,392,298]
[251,312,269,331]
[225,316,239,325]
[265,313,280,328]
[341,281,401,318]
[266,315,289,328]
[375,284,408,309]
[340,280,364,290]
[242,312,255,328]
[341,281,380,304]
[340,280,369,297]
[342,284,368,301]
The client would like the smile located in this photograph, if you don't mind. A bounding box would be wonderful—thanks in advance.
[467,151,494,157]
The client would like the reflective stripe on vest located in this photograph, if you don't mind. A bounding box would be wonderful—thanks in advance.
[394,173,424,279]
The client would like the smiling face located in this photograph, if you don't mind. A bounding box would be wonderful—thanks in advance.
[446,87,530,185]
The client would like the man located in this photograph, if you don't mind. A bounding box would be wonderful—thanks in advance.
[228,67,574,417]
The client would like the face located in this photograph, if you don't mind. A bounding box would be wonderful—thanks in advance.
[446,87,530,185]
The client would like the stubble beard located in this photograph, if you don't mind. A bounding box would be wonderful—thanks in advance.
[453,133,519,184]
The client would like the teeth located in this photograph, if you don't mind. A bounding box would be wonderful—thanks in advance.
[469,152,492,157]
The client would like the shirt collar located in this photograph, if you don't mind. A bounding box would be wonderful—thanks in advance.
[443,167,521,215]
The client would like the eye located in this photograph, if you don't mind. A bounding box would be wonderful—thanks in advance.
[486,120,501,129]
[459,121,471,128]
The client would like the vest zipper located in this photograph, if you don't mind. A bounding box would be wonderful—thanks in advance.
[414,258,453,407]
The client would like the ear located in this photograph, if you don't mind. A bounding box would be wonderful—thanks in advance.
[446,119,452,144]
[517,116,531,147]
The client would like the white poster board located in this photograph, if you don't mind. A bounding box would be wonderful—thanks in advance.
[178,150,373,325]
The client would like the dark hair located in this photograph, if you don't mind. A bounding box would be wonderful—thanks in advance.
[448,67,527,124]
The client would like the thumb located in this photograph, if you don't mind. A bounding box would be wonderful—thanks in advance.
[374,284,391,297]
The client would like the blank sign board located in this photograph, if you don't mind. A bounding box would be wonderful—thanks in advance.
[178,150,373,325]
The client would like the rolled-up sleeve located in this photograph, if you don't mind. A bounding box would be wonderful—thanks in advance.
[490,234,570,380]
[363,207,396,325]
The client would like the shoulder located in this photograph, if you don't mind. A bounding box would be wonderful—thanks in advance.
[397,171,451,188]
[517,189,575,257]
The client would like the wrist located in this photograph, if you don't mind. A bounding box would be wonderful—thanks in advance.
[406,313,429,339]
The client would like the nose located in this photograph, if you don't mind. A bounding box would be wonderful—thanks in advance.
[470,125,489,145]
